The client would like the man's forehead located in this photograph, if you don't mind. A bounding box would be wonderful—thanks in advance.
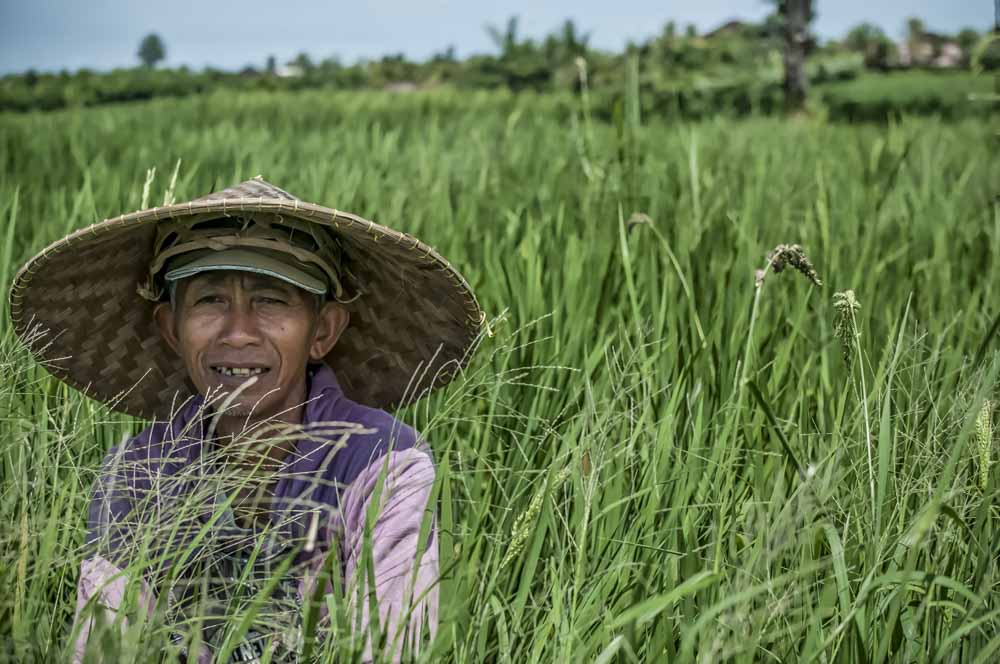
[185,271,300,292]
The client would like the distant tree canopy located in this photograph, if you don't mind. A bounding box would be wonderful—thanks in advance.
[1,13,990,115]
[844,23,888,52]
[955,28,981,54]
[289,52,315,74]
[844,22,896,70]
[972,33,1000,71]
[486,16,519,59]
[138,34,166,69]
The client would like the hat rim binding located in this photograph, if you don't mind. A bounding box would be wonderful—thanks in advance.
[8,178,484,418]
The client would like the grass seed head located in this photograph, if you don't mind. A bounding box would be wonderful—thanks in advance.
[500,465,572,570]
[756,244,823,288]
[574,56,588,85]
[976,400,993,491]
[626,212,653,232]
[833,290,862,365]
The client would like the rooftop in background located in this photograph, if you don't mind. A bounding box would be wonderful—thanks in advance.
[0,0,991,75]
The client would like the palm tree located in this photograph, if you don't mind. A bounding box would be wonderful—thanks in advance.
[542,19,591,65]
[560,19,590,57]
[486,16,521,59]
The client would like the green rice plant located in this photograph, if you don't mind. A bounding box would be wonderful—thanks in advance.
[0,88,998,662]
[833,289,875,514]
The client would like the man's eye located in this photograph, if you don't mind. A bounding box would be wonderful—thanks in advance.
[257,296,287,305]
[195,295,223,305]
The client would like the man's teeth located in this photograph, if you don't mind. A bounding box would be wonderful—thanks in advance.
[213,367,267,377]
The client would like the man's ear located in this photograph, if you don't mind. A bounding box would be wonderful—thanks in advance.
[310,302,350,361]
[154,302,182,355]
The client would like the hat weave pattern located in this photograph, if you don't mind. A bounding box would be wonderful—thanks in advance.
[9,178,482,417]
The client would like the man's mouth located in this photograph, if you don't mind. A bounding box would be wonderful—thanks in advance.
[211,366,270,378]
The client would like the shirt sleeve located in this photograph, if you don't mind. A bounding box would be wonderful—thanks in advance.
[335,445,440,661]
[72,556,158,664]
[73,443,132,662]
[75,443,174,663]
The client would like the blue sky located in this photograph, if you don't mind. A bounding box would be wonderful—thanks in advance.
[0,1,993,75]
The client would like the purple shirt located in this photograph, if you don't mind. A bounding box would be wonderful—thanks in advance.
[74,364,439,662]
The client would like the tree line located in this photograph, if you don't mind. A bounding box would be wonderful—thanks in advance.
[2,10,996,115]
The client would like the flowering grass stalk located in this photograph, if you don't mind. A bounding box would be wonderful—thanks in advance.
[834,289,875,512]
[976,400,992,491]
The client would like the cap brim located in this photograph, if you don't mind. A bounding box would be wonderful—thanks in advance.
[164,248,327,295]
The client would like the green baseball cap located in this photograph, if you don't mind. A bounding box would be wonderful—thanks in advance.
[163,247,328,295]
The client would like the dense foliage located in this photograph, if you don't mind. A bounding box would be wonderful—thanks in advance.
[2,16,995,118]
[822,71,999,121]
[137,34,167,70]
[0,88,998,661]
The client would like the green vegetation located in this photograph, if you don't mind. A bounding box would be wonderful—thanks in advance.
[822,71,999,121]
[2,14,995,119]
[137,34,167,70]
[3,64,993,122]
[1,88,998,661]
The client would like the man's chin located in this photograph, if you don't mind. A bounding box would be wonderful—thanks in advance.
[215,393,273,419]
[215,403,259,419]
[202,386,279,419]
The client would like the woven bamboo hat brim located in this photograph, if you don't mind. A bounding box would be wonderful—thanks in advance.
[9,177,483,418]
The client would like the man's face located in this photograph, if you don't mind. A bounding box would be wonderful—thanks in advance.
[155,271,347,423]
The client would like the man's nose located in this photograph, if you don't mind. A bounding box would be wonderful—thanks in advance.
[218,302,262,348]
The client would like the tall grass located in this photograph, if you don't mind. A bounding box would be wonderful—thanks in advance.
[0,88,998,662]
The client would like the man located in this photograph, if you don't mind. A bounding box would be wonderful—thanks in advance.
[8,177,482,662]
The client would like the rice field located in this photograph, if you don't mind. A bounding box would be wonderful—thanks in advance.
[1,88,999,662]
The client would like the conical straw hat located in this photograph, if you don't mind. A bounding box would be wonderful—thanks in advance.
[9,177,483,417]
